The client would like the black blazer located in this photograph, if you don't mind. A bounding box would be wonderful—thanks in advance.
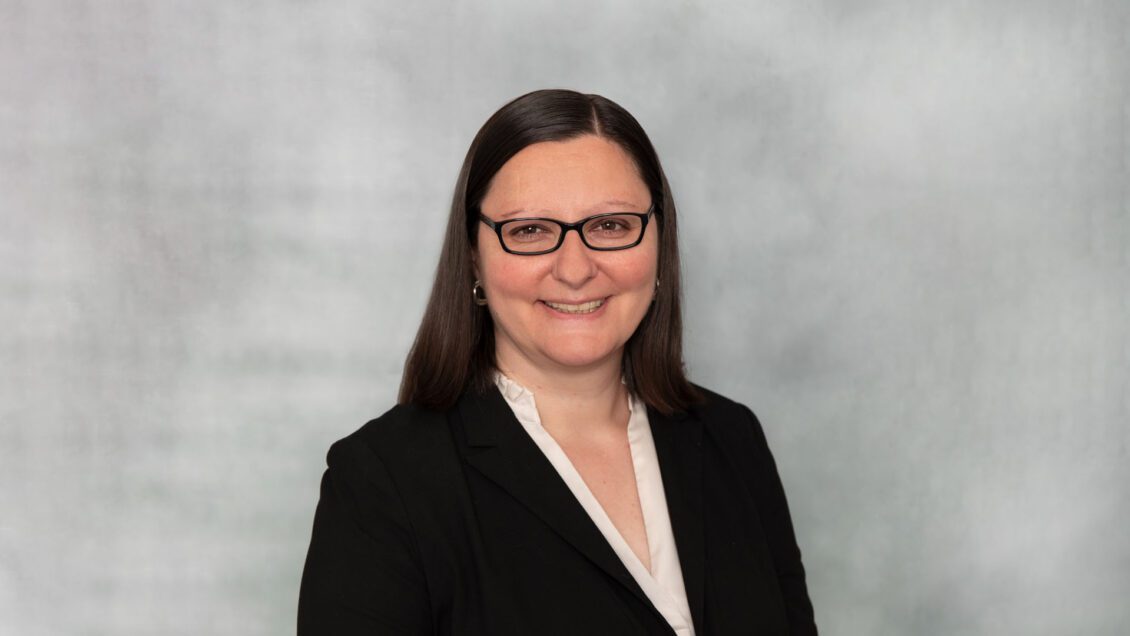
[298,384,817,635]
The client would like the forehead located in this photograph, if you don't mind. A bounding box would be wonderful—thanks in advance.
[481,135,650,217]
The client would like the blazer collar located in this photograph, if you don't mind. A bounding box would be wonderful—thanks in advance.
[454,386,706,635]
[648,401,705,635]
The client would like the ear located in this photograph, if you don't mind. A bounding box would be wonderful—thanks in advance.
[470,247,480,280]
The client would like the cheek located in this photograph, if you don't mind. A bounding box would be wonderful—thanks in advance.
[483,257,544,298]
[607,246,659,289]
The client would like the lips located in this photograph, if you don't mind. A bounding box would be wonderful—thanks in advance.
[541,298,606,314]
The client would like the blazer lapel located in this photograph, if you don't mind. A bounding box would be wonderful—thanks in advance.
[453,387,663,618]
[648,405,706,635]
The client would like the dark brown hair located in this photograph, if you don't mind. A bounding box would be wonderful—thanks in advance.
[398,89,699,415]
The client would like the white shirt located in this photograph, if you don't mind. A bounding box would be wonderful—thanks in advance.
[493,372,696,636]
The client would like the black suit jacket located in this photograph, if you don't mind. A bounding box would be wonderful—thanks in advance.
[298,384,817,634]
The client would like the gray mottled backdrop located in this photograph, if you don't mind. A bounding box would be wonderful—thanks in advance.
[1,1,1127,634]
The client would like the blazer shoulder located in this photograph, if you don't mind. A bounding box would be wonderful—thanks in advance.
[685,382,771,446]
[687,382,761,422]
[327,402,453,470]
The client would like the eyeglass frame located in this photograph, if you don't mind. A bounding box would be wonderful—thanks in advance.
[477,206,655,256]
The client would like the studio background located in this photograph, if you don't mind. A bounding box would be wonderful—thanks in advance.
[2,1,1127,634]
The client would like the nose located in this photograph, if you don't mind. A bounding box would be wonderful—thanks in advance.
[551,229,598,288]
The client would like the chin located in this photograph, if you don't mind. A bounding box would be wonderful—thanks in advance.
[541,342,620,369]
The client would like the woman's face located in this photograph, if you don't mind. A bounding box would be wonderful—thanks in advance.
[474,135,659,375]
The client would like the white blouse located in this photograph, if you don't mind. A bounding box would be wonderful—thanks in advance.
[493,372,696,635]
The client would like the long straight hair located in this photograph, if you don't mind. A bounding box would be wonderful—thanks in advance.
[398,89,699,415]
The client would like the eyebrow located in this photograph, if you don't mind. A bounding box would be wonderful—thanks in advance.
[496,199,645,220]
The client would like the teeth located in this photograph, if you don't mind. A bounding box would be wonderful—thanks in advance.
[544,299,604,314]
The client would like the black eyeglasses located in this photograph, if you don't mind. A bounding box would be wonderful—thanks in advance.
[478,206,654,255]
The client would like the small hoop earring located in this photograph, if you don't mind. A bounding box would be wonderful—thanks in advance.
[472,280,488,306]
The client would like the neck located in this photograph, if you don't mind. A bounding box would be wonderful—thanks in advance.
[495,344,630,441]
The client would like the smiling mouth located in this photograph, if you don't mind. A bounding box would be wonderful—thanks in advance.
[542,298,606,314]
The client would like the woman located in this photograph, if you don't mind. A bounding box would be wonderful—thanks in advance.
[298,89,818,635]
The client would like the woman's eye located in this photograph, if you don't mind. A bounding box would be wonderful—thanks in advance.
[506,223,555,242]
[589,218,631,234]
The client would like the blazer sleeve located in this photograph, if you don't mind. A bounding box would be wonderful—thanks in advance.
[297,436,431,635]
[741,404,819,635]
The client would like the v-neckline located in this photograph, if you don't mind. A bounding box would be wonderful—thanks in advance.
[490,372,697,634]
